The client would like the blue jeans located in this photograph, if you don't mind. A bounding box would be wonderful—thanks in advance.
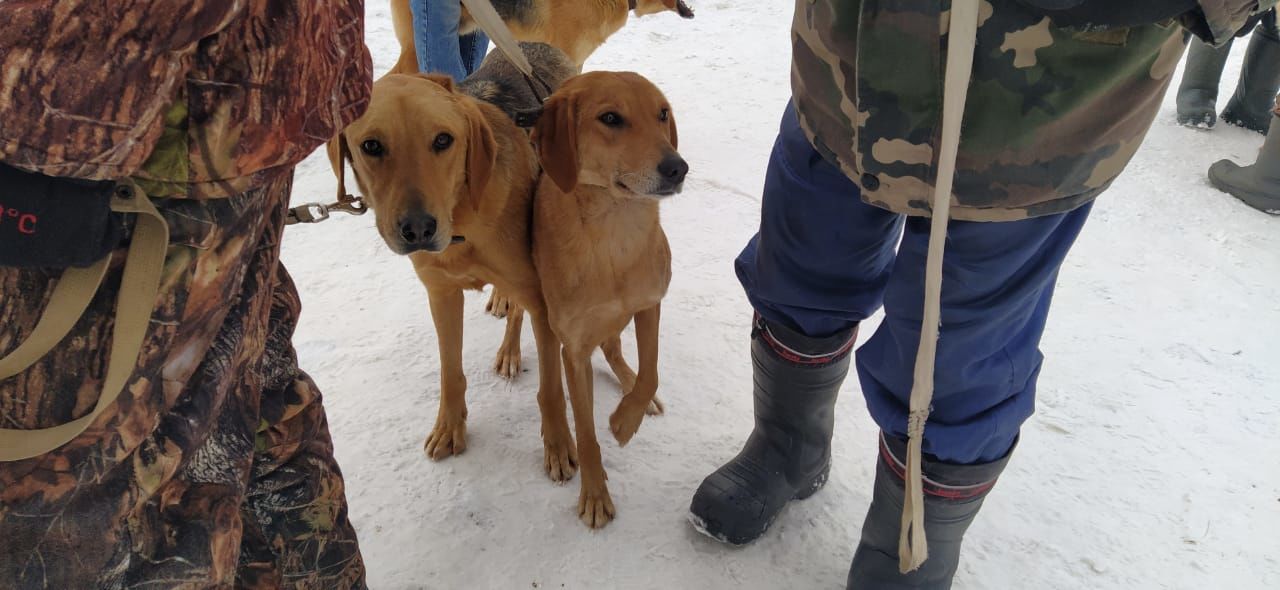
[411,0,490,81]
[737,103,1093,465]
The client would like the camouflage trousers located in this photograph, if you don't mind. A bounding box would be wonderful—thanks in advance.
[0,173,365,589]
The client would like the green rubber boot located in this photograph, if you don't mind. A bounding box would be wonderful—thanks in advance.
[1209,113,1280,214]
[1177,38,1234,128]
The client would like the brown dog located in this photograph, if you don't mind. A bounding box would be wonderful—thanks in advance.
[389,0,695,74]
[335,73,581,480]
[531,72,687,528]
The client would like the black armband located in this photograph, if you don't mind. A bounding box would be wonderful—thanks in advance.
[0,162,127,269]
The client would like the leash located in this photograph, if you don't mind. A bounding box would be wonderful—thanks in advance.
[514,68,555,129]
[285,192,368,225]
[286,132,370,225]
[0,181,169,461]
[897,0,981,573]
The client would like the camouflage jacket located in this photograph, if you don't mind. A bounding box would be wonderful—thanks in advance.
[792,0,1275,221]
[0,1,371,199]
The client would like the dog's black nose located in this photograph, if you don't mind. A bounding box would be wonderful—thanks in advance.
[658,155,689,184]
[398,213,438,247]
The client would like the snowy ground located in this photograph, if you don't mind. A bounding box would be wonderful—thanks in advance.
[280,3,1280,588]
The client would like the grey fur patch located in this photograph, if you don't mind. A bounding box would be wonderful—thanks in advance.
[459,42,576,121]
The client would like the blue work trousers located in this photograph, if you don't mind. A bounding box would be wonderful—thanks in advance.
[737,103,1093,464]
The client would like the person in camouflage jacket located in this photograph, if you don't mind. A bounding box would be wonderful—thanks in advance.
[0,2,371,588]
[688,1,1274,588]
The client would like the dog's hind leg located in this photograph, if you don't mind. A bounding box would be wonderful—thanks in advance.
[609,304,663,446]
[389,0,420,75]
[493,305,524,378]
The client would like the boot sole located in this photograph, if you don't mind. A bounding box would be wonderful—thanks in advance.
[1221,111,1270,134]
[1176,113,1216,129]
[1208,174,1280,214]
[687,462,833,546]
[793,461,831,500]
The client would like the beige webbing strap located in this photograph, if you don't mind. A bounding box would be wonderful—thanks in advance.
[0,257,110,380]
[0,182,169,462]
[898,0,981,573]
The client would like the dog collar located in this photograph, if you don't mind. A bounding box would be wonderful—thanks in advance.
[628,0,637,9]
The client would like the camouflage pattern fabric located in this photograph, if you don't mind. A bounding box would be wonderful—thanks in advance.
[791,0,1276,221]
[0,177,365,589]
[0,2,371,586]
[0,0,371,199]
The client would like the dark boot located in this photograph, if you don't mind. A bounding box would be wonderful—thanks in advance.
[846,434,1011,590]
[1209,113,1280,214]
[1177,38,1233,128]
[1222,27,1280,134]
[688,315,855,545]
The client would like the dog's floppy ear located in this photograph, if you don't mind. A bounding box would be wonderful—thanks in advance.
[417,72,457,92]
[464,101,497,204]
[532,90,579,193]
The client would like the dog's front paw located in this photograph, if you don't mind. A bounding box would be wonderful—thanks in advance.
[578,482,616,529]
[424,417,467,461]
[609,397,649,447]
[493,342,522,379]
[543,436,579,483]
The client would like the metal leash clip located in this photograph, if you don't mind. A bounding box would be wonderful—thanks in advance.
[285,193,368,225]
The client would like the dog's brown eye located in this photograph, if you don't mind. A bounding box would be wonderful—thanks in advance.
[659,108,670,122]
[433,133,453,151]
[360,139,384,157]
[598,112,624,127]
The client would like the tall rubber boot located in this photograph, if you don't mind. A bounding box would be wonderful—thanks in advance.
[688,315,855,545]
[1221,27,1280,134]
[846,434,1011,590]
[1209,112,1280,214]
[1177,38,1234,128]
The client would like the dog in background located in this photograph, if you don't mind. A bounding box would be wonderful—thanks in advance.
[458,41,576,121]
[531,71,686,527]
[389,0,695,75]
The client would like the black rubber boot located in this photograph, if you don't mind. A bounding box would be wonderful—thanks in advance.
[1209,113,1280,214]
[846,434,1012,590]
[1222,27,1280,134]
[1176,38,1233,128]
[688,315,855,545]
